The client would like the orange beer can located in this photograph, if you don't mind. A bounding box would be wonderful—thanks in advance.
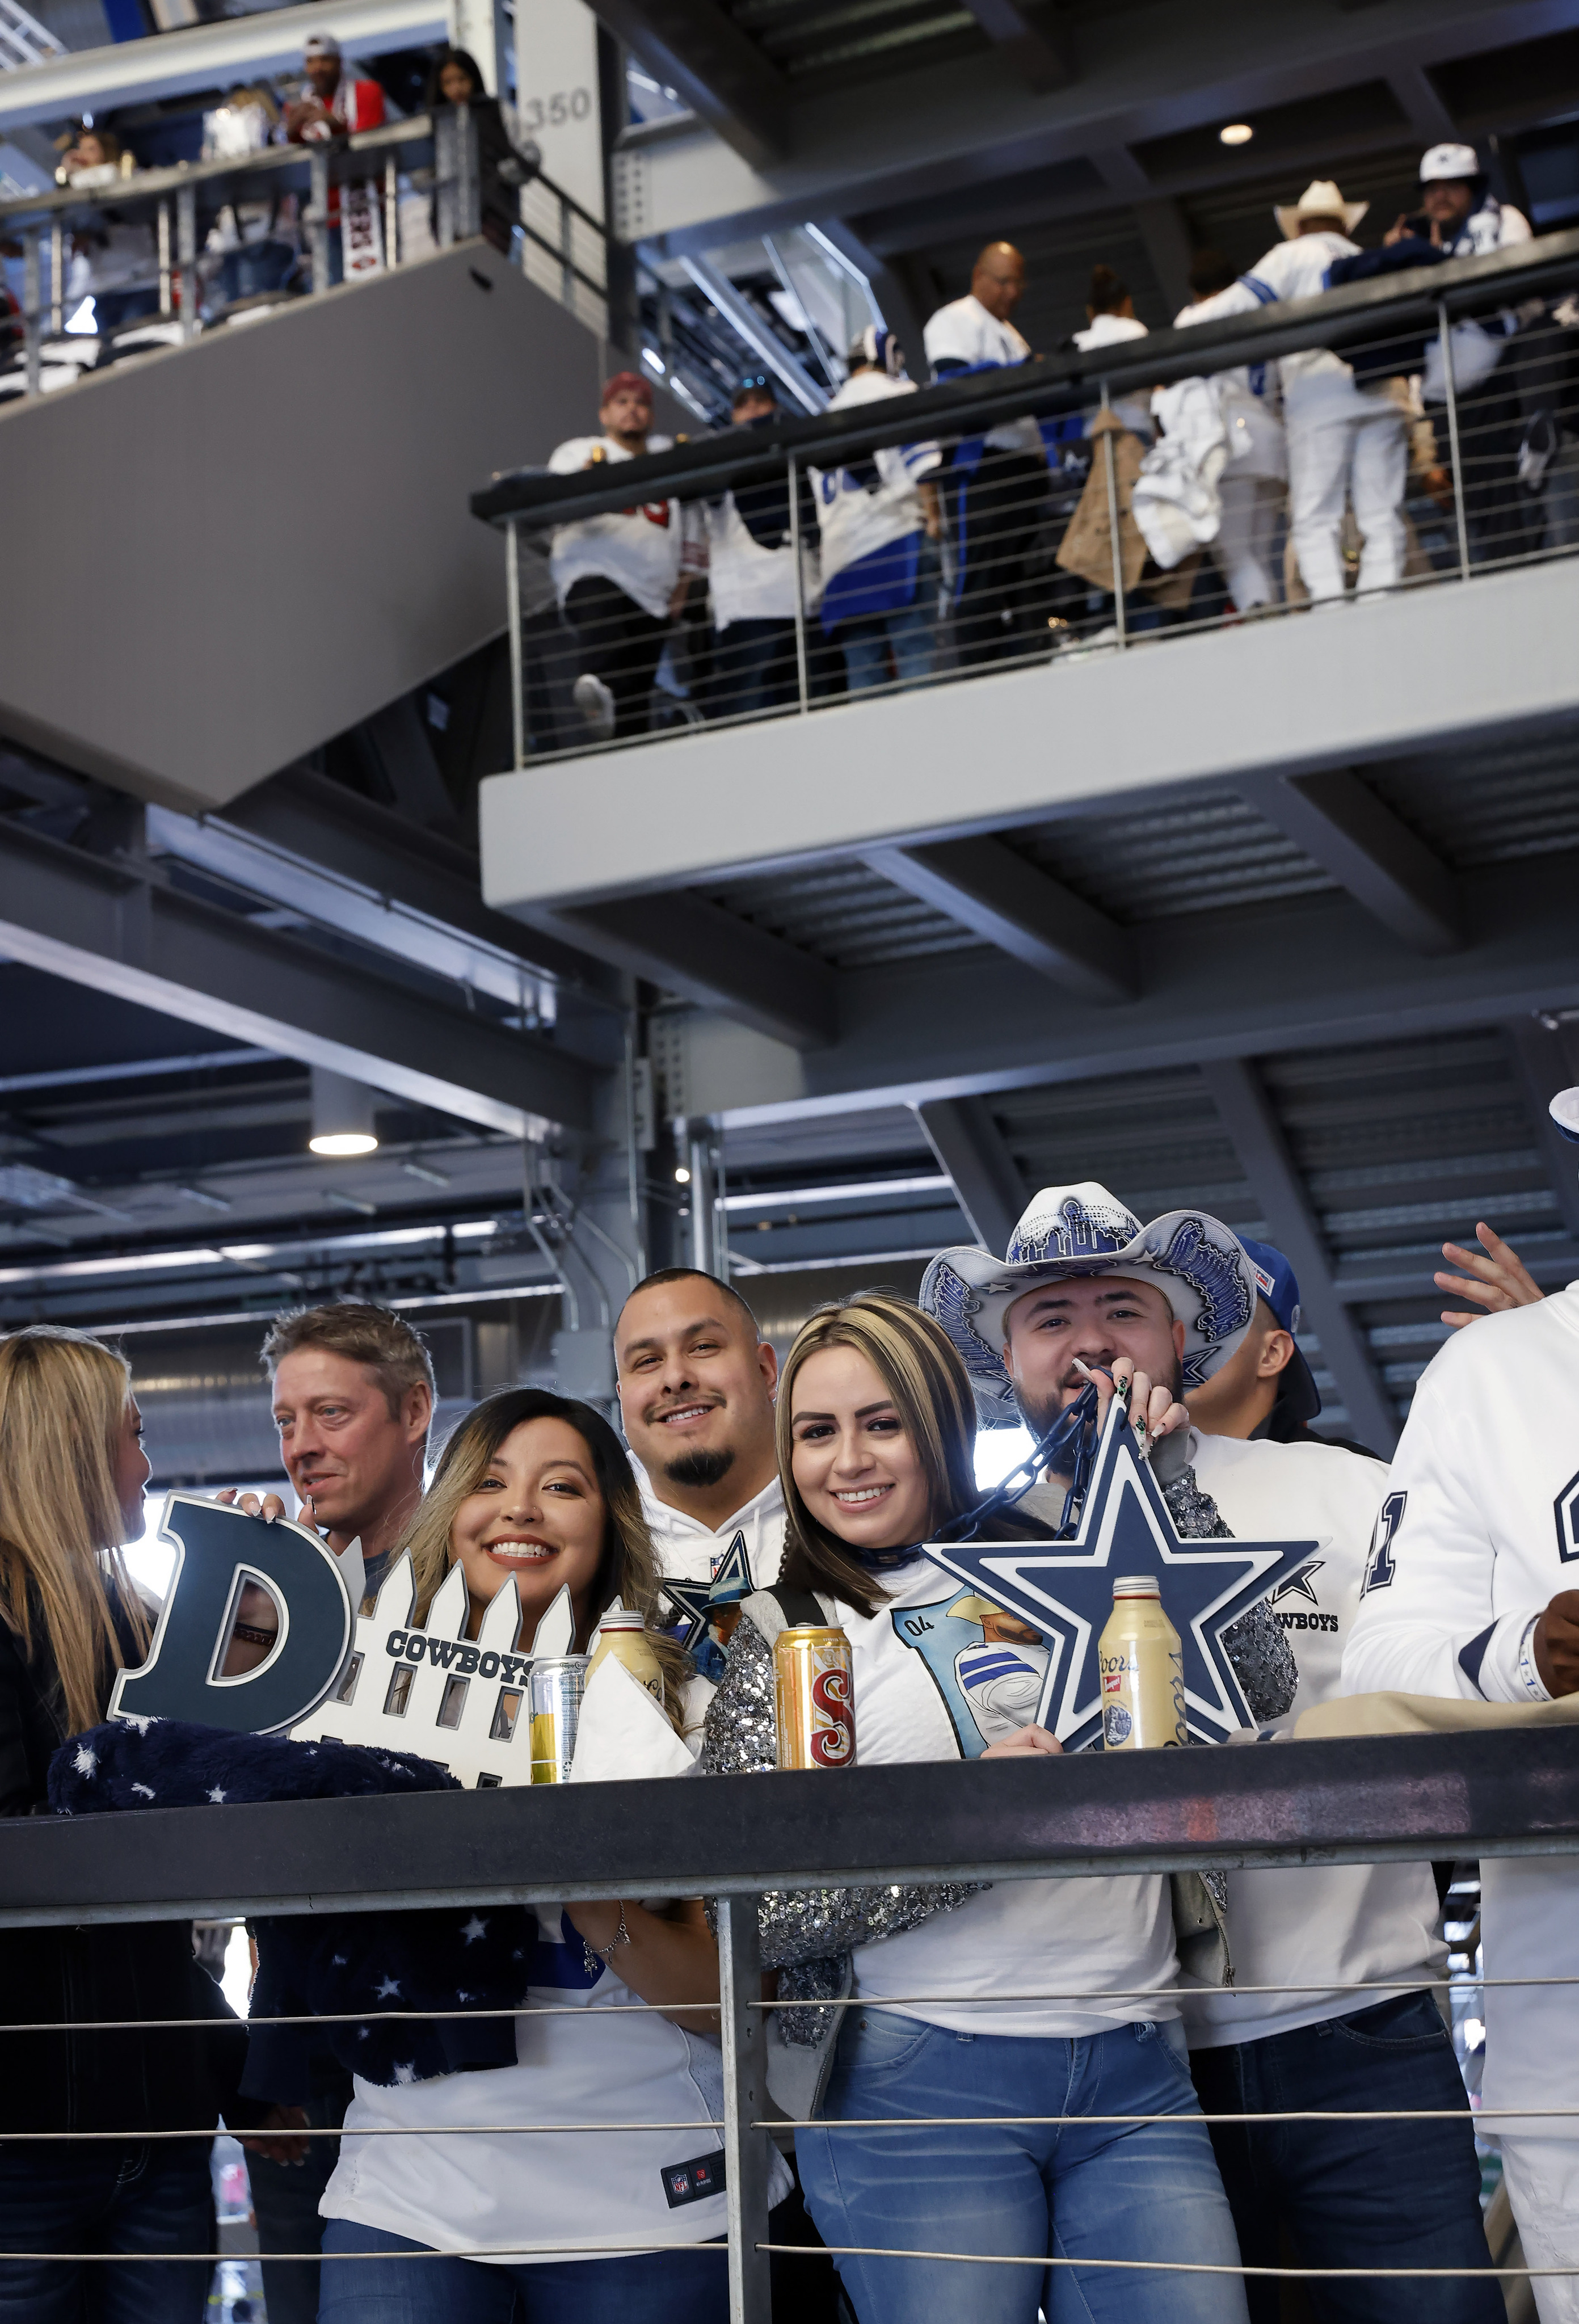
[774,1624,856,1769]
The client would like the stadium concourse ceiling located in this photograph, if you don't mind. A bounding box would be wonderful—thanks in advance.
[609,0,1579,332]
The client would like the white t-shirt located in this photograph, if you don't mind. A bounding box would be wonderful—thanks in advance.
[814,1558,1178,2038]
[1072,310,1155,439]
[1342,1286,1579,2123]
[923,293,1041,457]
[638,1469,786,1594]
[548,435,702,621]
[322,1907,731,2263]
[809,368,941,588]
[1179,1432,1445,2047]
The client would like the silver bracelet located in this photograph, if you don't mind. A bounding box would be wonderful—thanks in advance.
[582,1906,631,1978]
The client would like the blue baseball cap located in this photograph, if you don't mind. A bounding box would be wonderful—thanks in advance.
[1237,1237,1321,1422]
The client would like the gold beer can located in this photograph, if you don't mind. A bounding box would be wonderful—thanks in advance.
[1098,1577,1188,1750]
[774,1624,856,1769]
[586,1609,664,1703]
[528,1654,587,1783]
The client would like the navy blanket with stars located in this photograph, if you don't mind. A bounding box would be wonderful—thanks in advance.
[50,1718,534,2094]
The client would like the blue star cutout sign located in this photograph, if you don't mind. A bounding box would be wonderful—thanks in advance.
[926,1397,1323,1750]
[660,1531,756,1652]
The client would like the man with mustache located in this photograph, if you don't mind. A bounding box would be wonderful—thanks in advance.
[613,1268,785,1598]
[924,1185,1500,2324]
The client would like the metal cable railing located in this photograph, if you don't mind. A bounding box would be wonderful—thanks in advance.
[0,105,608,402]
[2,1726,1576,2310]
[472,228,1579,767]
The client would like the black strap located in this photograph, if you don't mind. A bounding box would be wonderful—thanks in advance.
[763,1586,826,1630]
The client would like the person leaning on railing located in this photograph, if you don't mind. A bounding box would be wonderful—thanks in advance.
[0,1325,267,2318]
[700,1293,1256,2324]
[809,327,942,697]
[313,1386,772,2324]
[422,47,541,258]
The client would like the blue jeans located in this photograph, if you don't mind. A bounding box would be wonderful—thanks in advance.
[797,2009,1249,2324]
[318,2217,727,2323]
[217,239,297,306]
[250,2083,347,2324]
[0,2140,214,2322]
[1189,1992,1502,2324]
[836,541,940,693]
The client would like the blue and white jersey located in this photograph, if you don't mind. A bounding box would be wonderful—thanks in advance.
[809,367,941,629]
[1184,233,1363,396]
[1437,196,1532,258]
[923,292,1042,456]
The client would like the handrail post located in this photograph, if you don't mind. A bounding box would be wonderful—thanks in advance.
[157,196,172,316]
[717,1894,771,2324]
[309,149,331,293]
[559,191,574,311]
[21,227,40,394]
[788,450,810,715]
[506,520,525,769]
[48,215,62,335]
[1100,381,1127,649]
[384,150,400,267]
[457,102,480,241]
[1438,299,1471,580]
[434,107,456,245]
[176,179,196,342]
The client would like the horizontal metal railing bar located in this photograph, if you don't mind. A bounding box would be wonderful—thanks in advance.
[0,2242,730,2259]
[5,2122,727,2138]
[0,115,439,229]
[0,1971,1539,2034]
[472,229,1579,527]
[763,2248,1573,2278]
[5,1725,1576,1927]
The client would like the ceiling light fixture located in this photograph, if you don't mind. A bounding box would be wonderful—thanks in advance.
[674,1165,692,1184]
[309,1067,380,1158]
[1219,121,1253,145]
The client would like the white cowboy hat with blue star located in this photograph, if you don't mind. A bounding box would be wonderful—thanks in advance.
[921,1180,1259,1426]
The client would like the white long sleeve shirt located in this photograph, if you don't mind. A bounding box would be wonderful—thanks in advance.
[636,1468,786,1593]
[1181,1433,1445,2047]
[1341,1286,1579,2120]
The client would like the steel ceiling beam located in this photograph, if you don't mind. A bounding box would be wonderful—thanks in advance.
[1240,771,1464,955]
[0,822,595,1138]
[1198,1056,1401,1458]
[913,1096,1025,1255]
[537,892,839,1051]
[954,0,1071,91]
[585,0,788,167]
[868,838,1135,1003]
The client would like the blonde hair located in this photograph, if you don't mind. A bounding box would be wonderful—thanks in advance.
[406,1389,691,1731]
[0,1328,150,1738]
[776,1292,979,1617]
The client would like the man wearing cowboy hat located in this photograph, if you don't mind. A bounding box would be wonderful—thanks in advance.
[923,1184,1501,2322]
[1181,179,1408,603]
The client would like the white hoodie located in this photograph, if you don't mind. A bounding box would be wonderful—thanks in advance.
[636,1467,786,1593]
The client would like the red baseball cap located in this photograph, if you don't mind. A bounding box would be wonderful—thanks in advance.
[600,369,653,408]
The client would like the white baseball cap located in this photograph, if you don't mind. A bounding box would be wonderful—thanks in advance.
[1421,142,1482,183]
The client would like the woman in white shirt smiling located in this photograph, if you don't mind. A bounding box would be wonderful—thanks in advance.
[702,1296,1249,2324]
[316,1388,745,2324]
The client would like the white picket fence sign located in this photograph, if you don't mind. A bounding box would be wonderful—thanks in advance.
[292,1554,577,1788]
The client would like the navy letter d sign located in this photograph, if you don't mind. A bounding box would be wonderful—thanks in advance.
[111,1494,353,1734]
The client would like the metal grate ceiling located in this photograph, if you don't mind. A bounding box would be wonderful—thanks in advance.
[726,0,986,85]
[1009,793,1337,924]
[705,860,989,969]
[1369,735,1579,869]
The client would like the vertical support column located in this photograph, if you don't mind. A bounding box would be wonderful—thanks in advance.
[157,198,172,314]
[21,230,40,395]
[48,217,63,336]
[456,103,481,241]
[1100,387,1126,649]
[717,1895,772,2324]
[176,180,197,342]
[788,451,810,715]
[687,1126,718,1275]
[309,150,331,293]
[559,187,574,310]
[506,521,525,769]
[1438,302,1471,581]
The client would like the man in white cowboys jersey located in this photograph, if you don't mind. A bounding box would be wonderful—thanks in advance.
[1344,1087,1579,2322]
[548,371,704,743]
[923,243,1049,668]
[925,1186,1500,2323]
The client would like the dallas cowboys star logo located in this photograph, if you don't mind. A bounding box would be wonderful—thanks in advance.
[660,1531,755,1649]
[925,1397,1324,1749]
[1272,1560,1325,1608]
